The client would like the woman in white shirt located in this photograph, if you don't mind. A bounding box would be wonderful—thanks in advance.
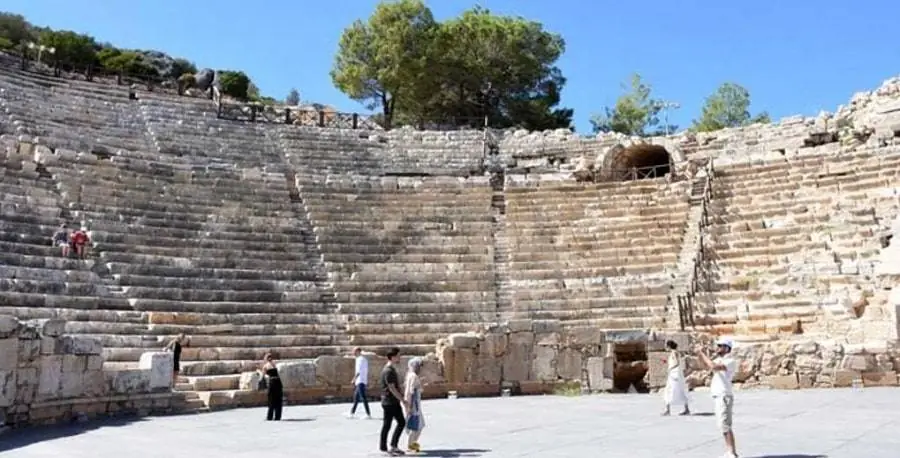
[662,340,690,416]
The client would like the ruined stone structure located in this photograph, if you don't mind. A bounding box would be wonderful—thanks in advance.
[2,63,900,424]
[0,315,177,427]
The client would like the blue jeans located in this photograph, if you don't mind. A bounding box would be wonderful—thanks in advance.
[351,383,370,416]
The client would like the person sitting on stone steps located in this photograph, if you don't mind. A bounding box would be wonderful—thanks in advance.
[70,226,91,259]
[259,353,283,421]
[51,223,71,257]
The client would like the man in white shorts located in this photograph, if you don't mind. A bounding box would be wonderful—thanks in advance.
[696,338,739,458]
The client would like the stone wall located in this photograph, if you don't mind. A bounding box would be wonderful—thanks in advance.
[0,315,178,427]
[218,318,899,410]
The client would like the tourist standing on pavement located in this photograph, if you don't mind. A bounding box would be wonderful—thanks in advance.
[349,347,372,419]
[662,340,690,416]
[404,357,426,453]
[696,338,739,458]
[379,347,409,456]
[259,353,283,421]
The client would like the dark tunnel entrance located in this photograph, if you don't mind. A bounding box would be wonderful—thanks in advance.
[606,144,672,181]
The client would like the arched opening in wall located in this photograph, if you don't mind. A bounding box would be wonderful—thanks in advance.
[606,144,672,181]
[612,341,649,393]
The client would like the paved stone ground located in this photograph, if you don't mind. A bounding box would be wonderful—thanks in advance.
[3,387,899,458]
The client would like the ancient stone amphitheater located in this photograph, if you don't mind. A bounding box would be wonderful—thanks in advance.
[2,58,900,426]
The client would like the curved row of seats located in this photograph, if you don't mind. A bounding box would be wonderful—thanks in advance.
[503,178,692,330]
[701,147,900,335]
[297,175,496,355]
[0,66,151,152]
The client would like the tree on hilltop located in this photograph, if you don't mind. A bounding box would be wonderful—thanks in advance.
[218,70,252,100]
[591,73,676,136]
[692,82,770,132]
[0,12,34,49]
[285,88,301,106]
[429,7,572,130]
[331,0,437,129]
[331,1,573,130]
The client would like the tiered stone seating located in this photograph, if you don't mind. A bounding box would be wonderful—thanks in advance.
[0,150,141,334]
[0,66,151,152]
[299,175,496,354]
[139,93,283,170]
[277,126,387,175]
[504,177,691,329]
[276,126,485,176]
[32,147,343,376]
[702,147,900,335]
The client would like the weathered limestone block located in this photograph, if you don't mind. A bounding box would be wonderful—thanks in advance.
[532,345,558,381]
[557,348,583,381]
[0,315,19,339]
[81,370,107,397]
[18,338,40,364]
[420,355,444,384]
[505,319,533,333]
[0,370,15,407]
[107,369,150,395]
[60,356,85,398]
[30,319,66,338]
[503,331,534,382]
[480,332,508,358]
[37,355,63,400]
[841,354,877,372]
[586,356,614,391]
[0,338,17,371]
[239,371,263,391]
[138,352,174,391]
[763,374,800,390]
[447,333,480,349]
[277,360,316,389]
[646,350,668,388]
[440,346,475,384]
[314,355,355,387]
[59,336,102,356]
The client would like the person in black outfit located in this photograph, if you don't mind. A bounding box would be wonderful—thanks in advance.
[260,353,283,421]
[379,347,410,456]
[164,333,186,384]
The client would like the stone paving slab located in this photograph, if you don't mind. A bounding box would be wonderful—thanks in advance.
[2,388,899,458]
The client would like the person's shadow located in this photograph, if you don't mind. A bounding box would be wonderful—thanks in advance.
[416,449,490,457]
[745,455,827,458]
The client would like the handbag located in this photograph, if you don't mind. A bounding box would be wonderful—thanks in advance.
[406,413,421,432]
[257,374,268,391]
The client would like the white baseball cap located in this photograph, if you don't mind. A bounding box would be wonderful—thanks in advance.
[716,338,734,349]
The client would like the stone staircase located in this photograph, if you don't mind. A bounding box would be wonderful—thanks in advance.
[490,170,512,320]
[172,376,211,414]
[667,165,712,328]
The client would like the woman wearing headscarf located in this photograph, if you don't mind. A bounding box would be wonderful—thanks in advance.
[403,357,426,452]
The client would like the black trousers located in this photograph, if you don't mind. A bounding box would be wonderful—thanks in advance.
[267,378,283,421]
[380,403,406,451]
[351,383,370,415]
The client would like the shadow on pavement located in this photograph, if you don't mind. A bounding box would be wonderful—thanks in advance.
[0,415,145,453]
[418,448,491,457]
[748,455,827,458]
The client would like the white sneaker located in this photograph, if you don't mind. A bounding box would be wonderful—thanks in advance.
[721,453,738,458]
[345,413,357,419]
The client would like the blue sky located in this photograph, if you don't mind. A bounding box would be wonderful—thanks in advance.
[5,0,899,133]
